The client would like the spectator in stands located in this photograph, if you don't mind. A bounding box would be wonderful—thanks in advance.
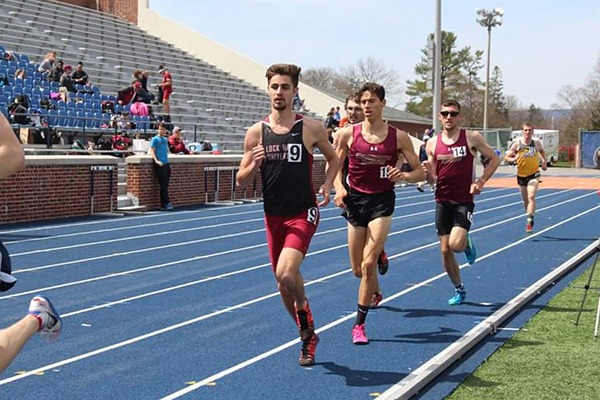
[168,126,190,154]
[0,73,8,87]
[133,69,150,91]
[38,51,57,75]
[14,69,26,81]
[59,65,77,101]
[71,62,89,86]
[50,59,64,83]
[293,92,308,112]
[132,69,155,104]
[334,106,341,123]
[324,110,337,130]
[3,51,16,62]
[117,81,152,106]
[158,65,173,116]
[149,121,173,211]
[0,112,62,373]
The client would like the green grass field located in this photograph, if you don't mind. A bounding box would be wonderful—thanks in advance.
[447,258,600,400]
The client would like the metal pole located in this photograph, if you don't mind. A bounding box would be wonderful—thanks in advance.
[483,25,492,132]
[432,0,442,133]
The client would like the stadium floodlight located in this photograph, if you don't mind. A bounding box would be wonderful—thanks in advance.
[476,7,504,131]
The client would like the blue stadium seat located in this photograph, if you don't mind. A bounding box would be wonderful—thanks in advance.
[76,111,86,128]
[75,102,85,112]
[47,109,59,126]
[57,100,67,111]
[57,109,68,127]
[49,81,60,91]
[93,112,103,128]
[67,110,78,127]
[84,111,94,128]
[19,54,29,63]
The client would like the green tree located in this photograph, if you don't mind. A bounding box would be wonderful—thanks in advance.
[488,66,509,127]
[405,31,484,121]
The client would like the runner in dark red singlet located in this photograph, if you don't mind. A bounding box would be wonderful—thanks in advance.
[423,99,500,306]
[334,83,424,345]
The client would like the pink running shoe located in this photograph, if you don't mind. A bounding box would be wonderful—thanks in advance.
[352,324,369,345]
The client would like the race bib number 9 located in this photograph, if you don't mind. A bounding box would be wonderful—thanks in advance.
[306,207,319,225]
[288,143,302,163]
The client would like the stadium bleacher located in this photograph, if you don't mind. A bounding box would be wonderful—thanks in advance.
[0,0,275,151]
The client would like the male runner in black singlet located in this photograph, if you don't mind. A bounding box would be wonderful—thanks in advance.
[237,64,339,366]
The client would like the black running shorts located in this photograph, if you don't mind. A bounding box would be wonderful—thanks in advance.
[517,171,541,187]
[435,201,475,236]
[342,188,395,228]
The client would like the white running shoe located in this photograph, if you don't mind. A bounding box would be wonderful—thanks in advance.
[29,296,62,343]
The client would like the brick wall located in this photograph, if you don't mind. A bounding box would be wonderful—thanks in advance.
[56,0,138,24]
[126,155,328,210]
[0,156,119,224]
[0,155,327,226]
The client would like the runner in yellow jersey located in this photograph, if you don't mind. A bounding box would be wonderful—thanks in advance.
[504,122,547,233]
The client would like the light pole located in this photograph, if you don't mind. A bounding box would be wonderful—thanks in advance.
[476,7,503,132]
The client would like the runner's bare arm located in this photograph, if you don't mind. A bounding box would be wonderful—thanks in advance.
[468,130,500,194]
[307,118,339,207]
[236,123,264,189]
[387,130,425,184]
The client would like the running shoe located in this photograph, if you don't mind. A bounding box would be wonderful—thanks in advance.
[352,323,369,345]
[526,216,534,234]
[464,234,477,265]
[299,330,319,366]
[416,182,425,192]
[377,250,389,275]
[295,302,314,332]
[526,222,533,234]
[28,296,62,343]
[370,292,383,309]
[448,289,466,306]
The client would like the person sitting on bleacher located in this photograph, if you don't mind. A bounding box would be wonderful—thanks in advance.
[14,69,26,82]
[168,126,190,154]
[59,65,77,101]
[71,62,89,86]
[38,52,57,77]
[49,59,64,83]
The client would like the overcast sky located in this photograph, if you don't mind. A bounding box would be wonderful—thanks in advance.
[149,0,600,109]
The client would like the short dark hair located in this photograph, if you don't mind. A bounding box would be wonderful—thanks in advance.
[265,64,302,87]
[441,99,461,112]
[357,82,385,102]
[344,92,360,108]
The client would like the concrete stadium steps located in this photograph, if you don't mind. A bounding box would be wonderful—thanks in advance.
[1,0,274,151]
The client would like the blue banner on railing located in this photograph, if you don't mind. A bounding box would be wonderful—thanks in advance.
[580,131,600,169]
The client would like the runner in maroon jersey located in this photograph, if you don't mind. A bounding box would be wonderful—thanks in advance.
[334,83,424,345]
[236,64,339,366]
[332,93,389,303]
[423,99,500,306]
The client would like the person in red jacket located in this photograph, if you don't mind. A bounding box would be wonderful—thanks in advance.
[168,126,190,154]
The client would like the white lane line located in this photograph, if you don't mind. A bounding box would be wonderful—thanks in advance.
[4,190,579,300]
[3,190,584,302]
[160,204,600,400]
[0,195,594,391]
